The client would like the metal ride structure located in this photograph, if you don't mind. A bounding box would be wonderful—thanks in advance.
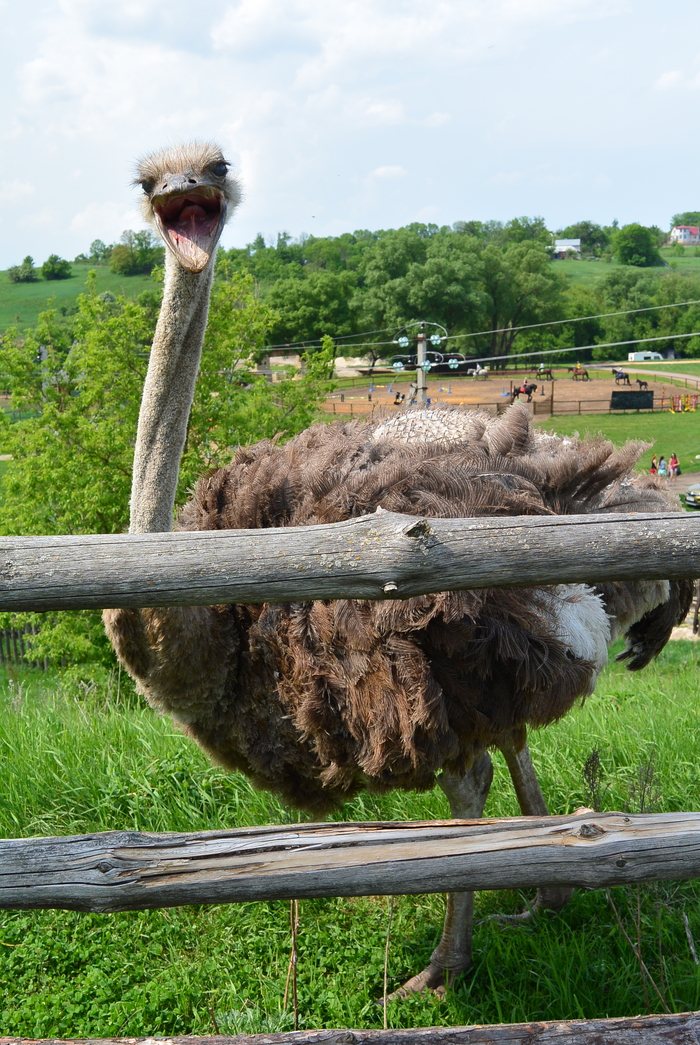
[391,320,450,402]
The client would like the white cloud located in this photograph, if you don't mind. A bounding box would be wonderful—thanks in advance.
[425,112,451,127]
[0,0,698,266]
[655,70,682,90]
[364,100,405,124]
[0,180,35,203]
[69,200,142,237]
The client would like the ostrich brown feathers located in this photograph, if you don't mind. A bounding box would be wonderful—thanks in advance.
[104,404,692,815]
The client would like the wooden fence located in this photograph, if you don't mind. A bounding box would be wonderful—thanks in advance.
[2,508,700,1042]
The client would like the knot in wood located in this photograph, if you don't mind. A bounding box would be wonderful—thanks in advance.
[577,822,605,839]
[96,861,112,873]
[402,518,431,539]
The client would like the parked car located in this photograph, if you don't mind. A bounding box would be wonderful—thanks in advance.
[684,482,700,508]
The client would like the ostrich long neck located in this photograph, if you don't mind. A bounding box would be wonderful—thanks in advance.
[129,250,215,533]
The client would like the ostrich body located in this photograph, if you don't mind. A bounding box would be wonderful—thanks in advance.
[104,143,692,998]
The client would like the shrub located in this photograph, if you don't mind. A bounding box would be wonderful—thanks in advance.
[7,256,37,283]
[615,224,662,267]
[41,254,72,280]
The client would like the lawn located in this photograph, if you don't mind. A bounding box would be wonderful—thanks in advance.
[0,640,699,1036]
[0,264,156,331]
[554,247,700,287]
[538,409,700,475]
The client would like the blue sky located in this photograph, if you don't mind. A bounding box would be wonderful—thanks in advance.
[1,0,699,268]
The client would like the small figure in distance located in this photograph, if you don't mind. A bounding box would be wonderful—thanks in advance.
[658,456,668,479]
[669,452,679,478]
[393,391,405,406]
[650,454,658,474]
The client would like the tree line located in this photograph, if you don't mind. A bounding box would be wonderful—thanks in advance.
[216,217,700,361]
[7,212,700,361]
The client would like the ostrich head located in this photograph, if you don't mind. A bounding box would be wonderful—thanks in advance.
[135,142,241,273]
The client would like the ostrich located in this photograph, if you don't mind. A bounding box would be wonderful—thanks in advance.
[104,143,693,999]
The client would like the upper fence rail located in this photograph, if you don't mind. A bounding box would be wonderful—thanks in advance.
[0,509,697,612]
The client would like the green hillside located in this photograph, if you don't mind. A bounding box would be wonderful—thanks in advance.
[0,263,156,331]
[555,246,700,287]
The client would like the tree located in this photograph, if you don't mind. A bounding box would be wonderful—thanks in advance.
[0,273,334,666]
[671,212,700,229]
[478,241,565,357]
[266,270,357,346]
[500,216,551,246]
[614,224,662,267]
[41,254,72,280]
[558,221,610,256]
[110,230,164,275]
[89,239,112,263]
[7,256,37,283]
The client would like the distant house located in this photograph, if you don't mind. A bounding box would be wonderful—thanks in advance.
[670,225,700,244]
[553,238,581,259]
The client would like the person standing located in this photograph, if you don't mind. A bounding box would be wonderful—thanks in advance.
[658,456,668,479]
[650,454,658,474]
[670,453,679,478]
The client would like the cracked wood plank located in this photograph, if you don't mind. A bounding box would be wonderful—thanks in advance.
[1,811,700,914]
[0,509,697,611]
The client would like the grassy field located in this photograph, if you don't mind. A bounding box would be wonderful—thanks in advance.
[556,246,700,287]
[0,264,156,330]
[0,642,699,1036]
[537,409,700,475]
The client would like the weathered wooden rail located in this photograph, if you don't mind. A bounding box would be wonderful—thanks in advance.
[2,811,699,914]
[1,1014,700,1044]
[0,509,698,611]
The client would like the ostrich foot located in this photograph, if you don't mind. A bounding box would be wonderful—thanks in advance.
[483,885,574,925]
[383,960,466,1002]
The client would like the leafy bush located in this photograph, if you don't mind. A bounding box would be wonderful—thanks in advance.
[7,256,37,283]
[0,273,334,666]
[41,255,72,280]
[110,230,164,275]
[614,224,662,267]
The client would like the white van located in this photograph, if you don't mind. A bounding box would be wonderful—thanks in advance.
[628,351,663,362]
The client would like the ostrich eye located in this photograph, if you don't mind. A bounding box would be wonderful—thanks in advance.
[140,180,154,195]
[211,162,229,178]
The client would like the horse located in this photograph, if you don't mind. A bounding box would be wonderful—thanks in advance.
[467,365,489,380]
[537,367,555,381]
[510,382,537,403]
[636,379,649,390]
[571,367,590,381]
[613,369,631,386]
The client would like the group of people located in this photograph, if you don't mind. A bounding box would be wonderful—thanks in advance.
[651,453,680,479]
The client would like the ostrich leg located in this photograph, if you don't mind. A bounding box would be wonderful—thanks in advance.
[497,738,573,917]
[387,751,494,1001]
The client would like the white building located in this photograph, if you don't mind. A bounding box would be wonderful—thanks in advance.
[553,238,581,258]
[670,225,700,244]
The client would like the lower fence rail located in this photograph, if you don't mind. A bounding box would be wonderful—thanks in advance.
[0,1010,698,1043]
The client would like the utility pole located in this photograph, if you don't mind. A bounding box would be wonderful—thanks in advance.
[415,322,428,403]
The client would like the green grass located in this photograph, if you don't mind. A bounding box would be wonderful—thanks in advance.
[552,257,630,286]
[0,264,156,331]
[628,361,700,379]
[538,409,700,474]
[1,644,700,1036]
[553,247,700,287]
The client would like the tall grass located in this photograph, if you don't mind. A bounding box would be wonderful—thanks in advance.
[0,643,699,1036]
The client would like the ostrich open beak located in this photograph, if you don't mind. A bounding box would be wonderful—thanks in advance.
[152,186,227,273]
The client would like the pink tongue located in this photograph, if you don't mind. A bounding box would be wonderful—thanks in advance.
[178,203,207,225]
